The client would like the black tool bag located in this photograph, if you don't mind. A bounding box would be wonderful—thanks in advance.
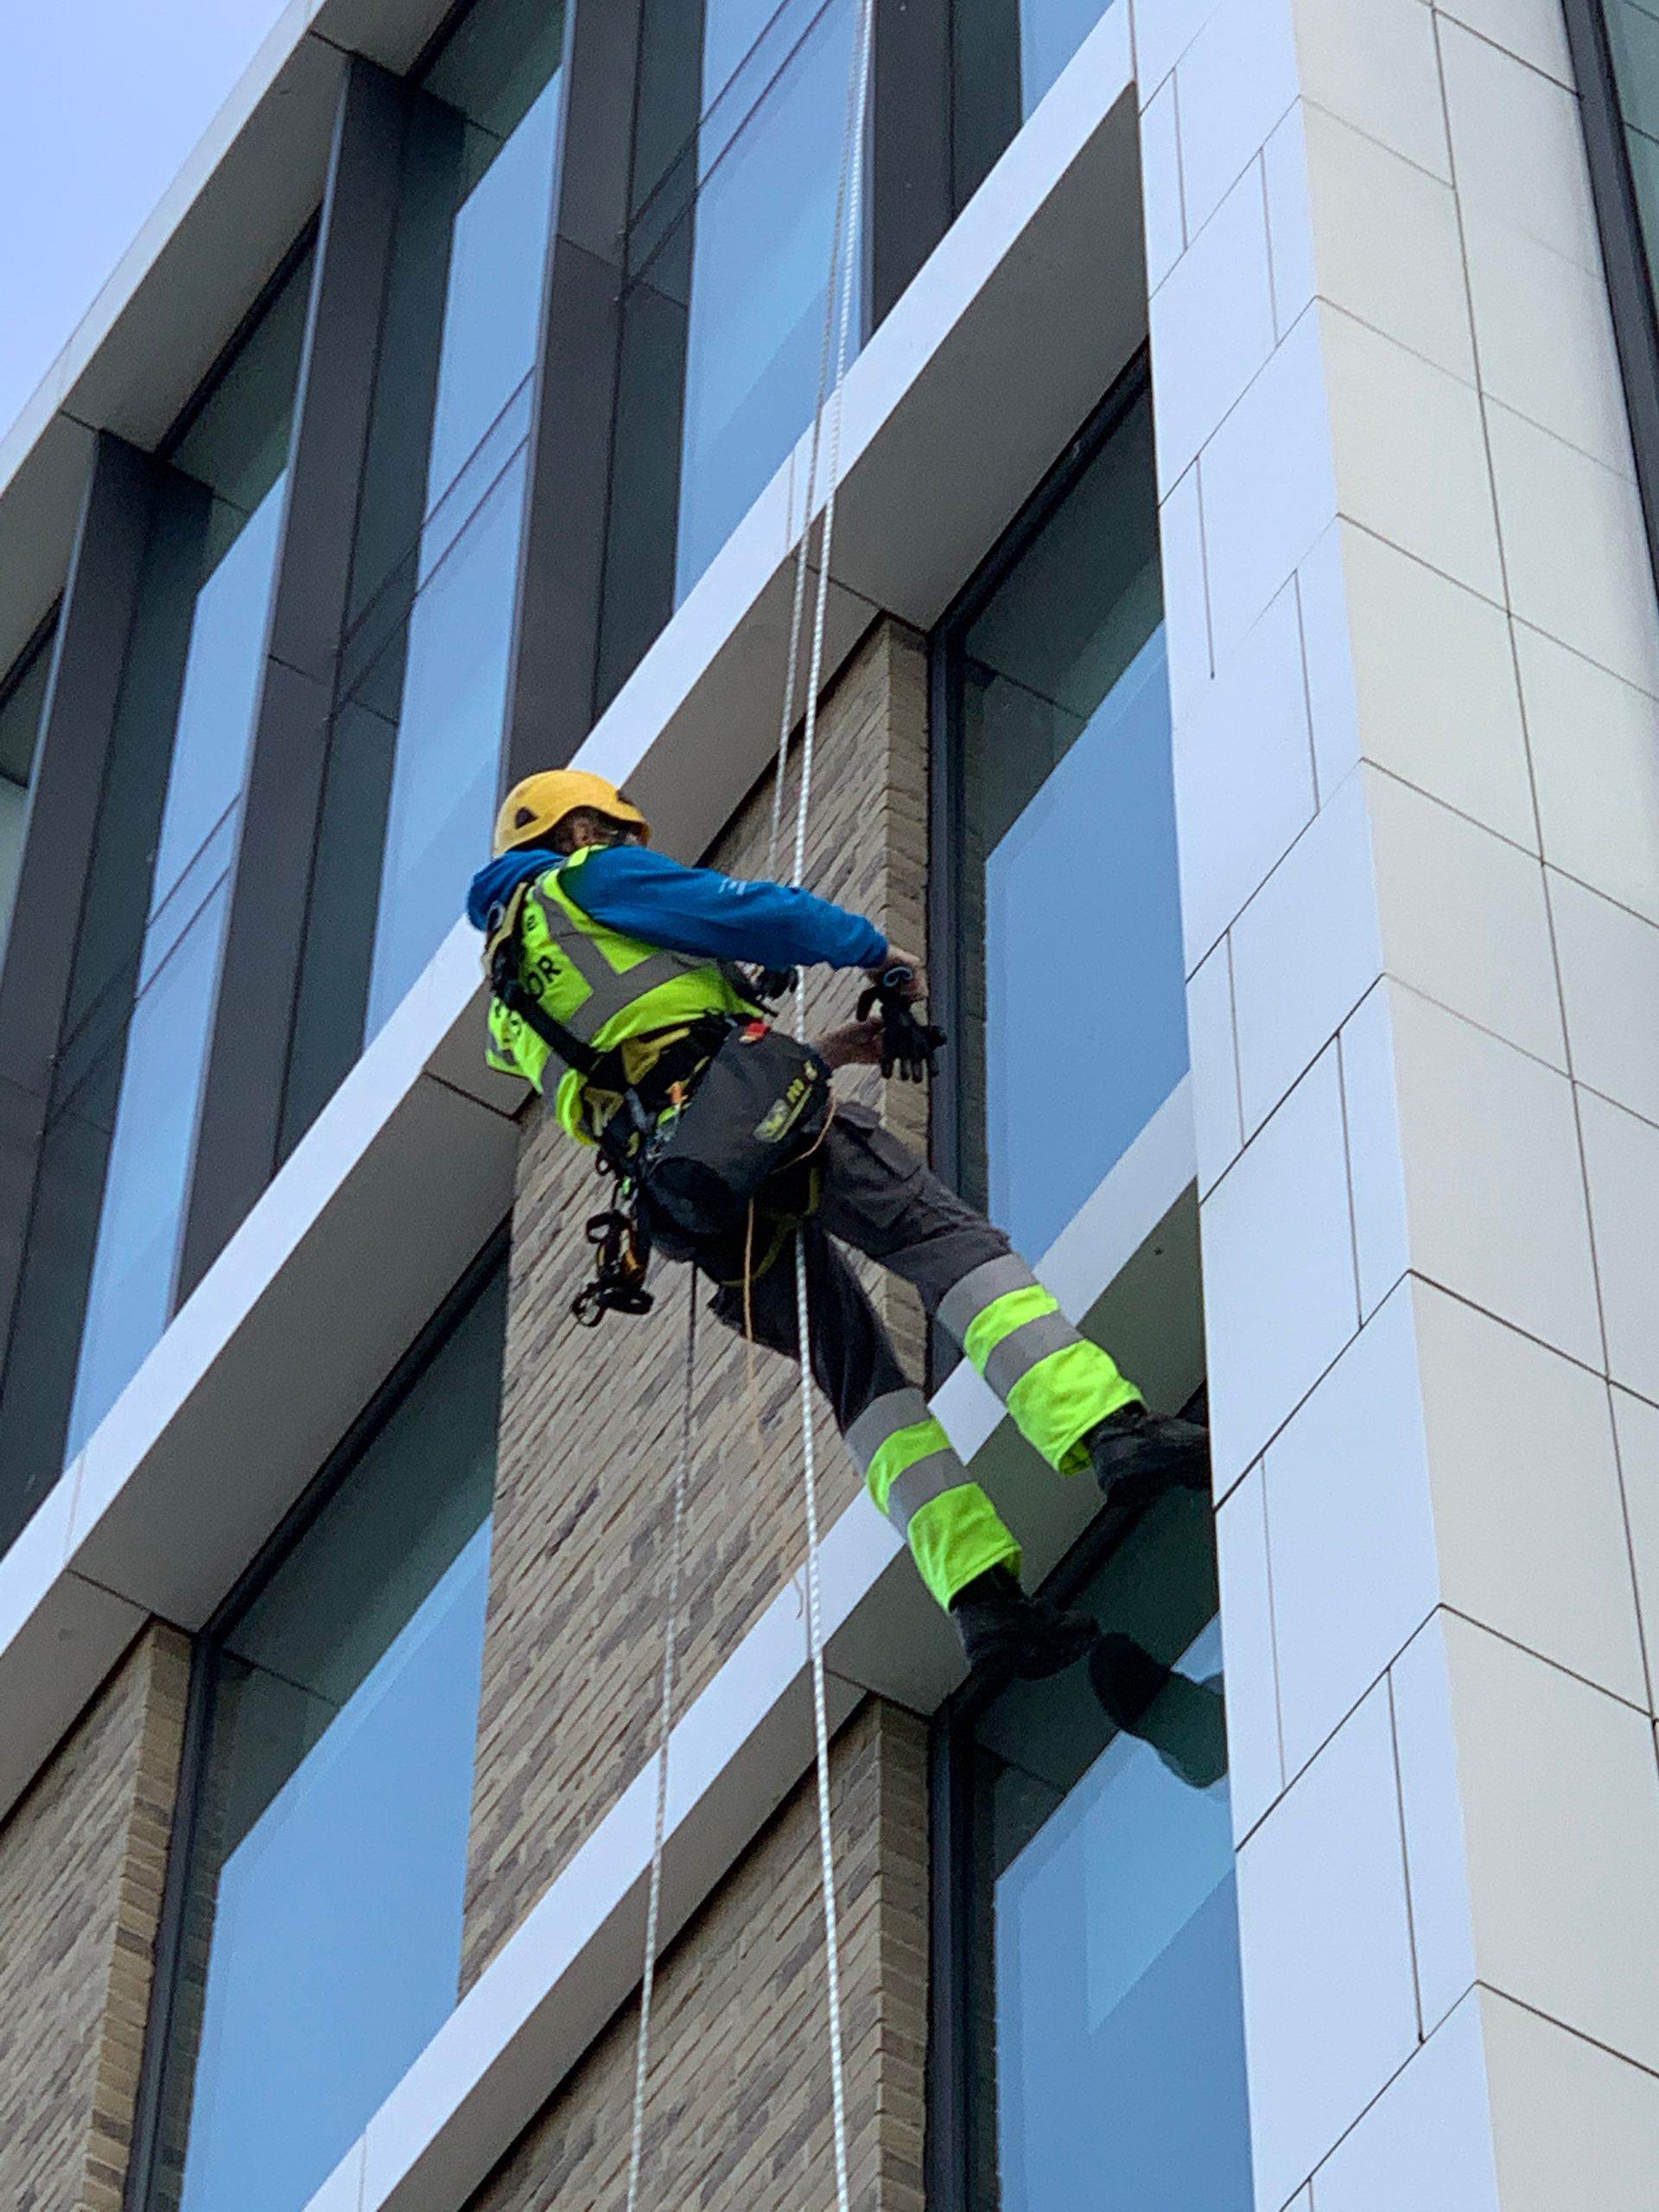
[640,1020,832,1243]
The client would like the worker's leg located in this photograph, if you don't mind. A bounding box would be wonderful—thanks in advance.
[815,1104,1146,1475]
[698,1220,1020,1611]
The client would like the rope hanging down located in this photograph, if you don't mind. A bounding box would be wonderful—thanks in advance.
[624,1282,696,2212]
[626,3,874,2207]
[778,8,877,2212]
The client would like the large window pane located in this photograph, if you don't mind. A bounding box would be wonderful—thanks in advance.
[597,0,866,703]
[281,0,564,1154]
[146,1261,505,2212]
[952,0,1119,206]
[0,248,312,1522]
[946,1492,1252,2209]
[944,375,1186,1258]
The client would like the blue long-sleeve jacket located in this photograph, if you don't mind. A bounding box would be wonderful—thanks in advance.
[466,844,888,971]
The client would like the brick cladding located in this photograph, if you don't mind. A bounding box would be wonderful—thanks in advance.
[462,618,931,1981]
[466,1699,929,2212]
[0,1624,192,2212]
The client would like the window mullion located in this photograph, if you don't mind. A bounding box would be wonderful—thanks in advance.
[0,435,158,1426]
[501,0,646,779]
[176,57,411,1303]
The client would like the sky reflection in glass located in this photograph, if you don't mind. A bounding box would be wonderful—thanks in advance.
[959,385,1186,1260]
[364,443,529,1033]
[67,464,289,1455]
[963,1494,1252,2212]
[994,1621,1252,2212]
[158,1268,503,2212]
[673,0,861,592]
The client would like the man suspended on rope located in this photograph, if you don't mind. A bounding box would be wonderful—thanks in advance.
[467,769,1213,1691]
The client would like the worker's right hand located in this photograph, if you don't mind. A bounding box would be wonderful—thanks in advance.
[817,1016,887,1070]
[867,947,926,1002]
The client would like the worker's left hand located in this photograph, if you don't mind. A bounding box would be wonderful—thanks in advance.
[816,1016,887,1070]
[867,947,926,1001]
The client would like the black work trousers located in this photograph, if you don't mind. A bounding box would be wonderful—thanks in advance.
[665,1101,1141,1610]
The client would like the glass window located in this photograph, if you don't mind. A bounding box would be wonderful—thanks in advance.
[596,0,867,704]
[952,0,1119,207]
[938,1489,1252,2209]
[279,0,565,1154]
[0,620,54,936]
[938,367,1185,1261]
[1601,3,1659,294]
[0,248,313,1529]
[144,1258,505,2212]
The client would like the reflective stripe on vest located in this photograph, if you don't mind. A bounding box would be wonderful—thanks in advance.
[533,865,713,1045]
[486,851,755,1137]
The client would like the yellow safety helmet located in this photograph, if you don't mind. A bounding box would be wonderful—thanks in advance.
[492,770,650,856]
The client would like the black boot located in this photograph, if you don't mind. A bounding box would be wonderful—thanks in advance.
[950,1565,1097,1683]
[1087,1402,1211,1508]
[1089,1632,1229,1791]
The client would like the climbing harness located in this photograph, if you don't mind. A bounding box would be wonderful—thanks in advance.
[627,2,875,2207]
[641,1021,834,1241]
[571,1200,653,1327]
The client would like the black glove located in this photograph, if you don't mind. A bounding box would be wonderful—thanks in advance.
[856,966,948,1083]
[749,965,799,1004]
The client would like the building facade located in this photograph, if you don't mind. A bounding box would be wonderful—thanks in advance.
[1,1,1658,2208]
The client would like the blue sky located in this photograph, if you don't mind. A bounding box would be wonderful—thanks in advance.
[0,1,292,446]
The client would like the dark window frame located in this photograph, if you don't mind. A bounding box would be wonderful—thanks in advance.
[1561,0,1659,591]
[925,353,1220,2207]
[0,605,61,769]
[123,1222,509,2212]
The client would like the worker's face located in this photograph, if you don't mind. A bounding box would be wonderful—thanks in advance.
[554,809,642,855]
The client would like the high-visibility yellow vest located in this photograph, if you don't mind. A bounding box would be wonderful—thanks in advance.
[483,850,757,1139]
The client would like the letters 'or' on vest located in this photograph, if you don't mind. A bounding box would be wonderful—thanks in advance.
[484,851,756,1138]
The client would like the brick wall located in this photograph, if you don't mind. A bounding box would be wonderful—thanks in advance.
[0,1623,191,2212]
[467,1699,928,2212]
[462,618,931,1980]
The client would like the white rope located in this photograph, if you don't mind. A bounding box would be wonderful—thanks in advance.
[776,9,875,2212]
[626,3,874,2200]
[766,0,871,884]
[789,0,876,903]
[624,1281,697,2212]
[793,1234,854,2212]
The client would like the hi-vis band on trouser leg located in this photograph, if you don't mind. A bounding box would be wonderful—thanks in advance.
[844,1387,1020,1611]
[938,1255,1141,1472]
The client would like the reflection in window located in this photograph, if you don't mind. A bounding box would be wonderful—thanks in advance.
[281,0,564,1154]
[0,247,313,1534]
[942,1492,1252,2209]
[0,620,54,937]
[146,1260,505,2212]
[596,0,866,704]
[941,368,1185,1260]
[952,0,1118,207]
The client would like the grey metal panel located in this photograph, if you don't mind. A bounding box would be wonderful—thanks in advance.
[871,0,953,328]
[0,433,156,1355]
[501,0,645,781]
[177,59,410,1303]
